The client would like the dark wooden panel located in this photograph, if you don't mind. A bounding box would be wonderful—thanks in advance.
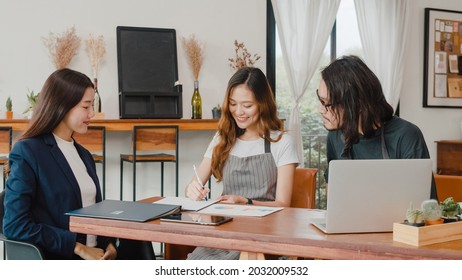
[436,140,462,175]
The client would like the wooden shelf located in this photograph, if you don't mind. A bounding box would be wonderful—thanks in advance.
[0,118,218,132]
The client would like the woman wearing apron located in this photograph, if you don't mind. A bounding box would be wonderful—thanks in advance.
[185,67,299,260]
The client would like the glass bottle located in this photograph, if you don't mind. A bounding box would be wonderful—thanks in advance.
[93,78,102,113]
[191,80,202,119]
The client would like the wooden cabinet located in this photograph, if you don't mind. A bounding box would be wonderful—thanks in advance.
[436,140,462,175]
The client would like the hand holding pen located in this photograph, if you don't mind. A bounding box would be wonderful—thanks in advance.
[193,164,208,200]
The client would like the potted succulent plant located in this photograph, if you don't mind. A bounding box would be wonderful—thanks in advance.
[440,197,462,222]
[5,96,13,119]
[212,104,222,120]
[405,202,424,226]
[406,208,424,226]
[421,199,444,225]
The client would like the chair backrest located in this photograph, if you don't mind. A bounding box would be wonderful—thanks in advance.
[0,127,12,154]
[0,190,4,231]
[133,125,179,153]
[0,234,44,260]
[434,173,462,202]
[291,168,318,209]
[72,126,106,154]
[0,190,44,260]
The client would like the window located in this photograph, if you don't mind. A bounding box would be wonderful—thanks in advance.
[268,0,363,208]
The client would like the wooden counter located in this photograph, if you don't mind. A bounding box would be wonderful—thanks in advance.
[0,118,218,131]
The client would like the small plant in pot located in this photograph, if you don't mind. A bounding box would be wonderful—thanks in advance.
[23,90,39,119]
[440,197,462,222]
[212,104,222,120]
[5,96,13,119]
[405,207,424,226]
[421,199,444,225]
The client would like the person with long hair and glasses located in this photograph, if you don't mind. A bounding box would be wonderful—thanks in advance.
[317,55,437,199]
[185,67,299,259]
[3,68,117,259]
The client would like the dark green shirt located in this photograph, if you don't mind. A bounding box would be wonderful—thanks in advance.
[325,116,437,199]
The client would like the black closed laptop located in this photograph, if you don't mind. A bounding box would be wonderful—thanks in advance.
[66,200,181,222]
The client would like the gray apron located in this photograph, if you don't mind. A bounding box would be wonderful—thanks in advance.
[187,138,277,260]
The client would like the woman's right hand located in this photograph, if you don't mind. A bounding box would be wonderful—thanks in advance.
[74,242,107,260]
[185,180,210,201]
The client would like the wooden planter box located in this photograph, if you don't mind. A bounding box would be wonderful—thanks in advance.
[393,221,462,246]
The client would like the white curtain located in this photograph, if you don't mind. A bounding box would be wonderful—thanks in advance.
[354,0,411,111]
[271,0,340,166]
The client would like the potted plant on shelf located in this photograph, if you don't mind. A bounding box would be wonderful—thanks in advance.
[5,96,13,119]
[23,90,39,119]
[212,104,222,120]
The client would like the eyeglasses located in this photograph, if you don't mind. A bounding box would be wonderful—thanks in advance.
[316,89,332,112]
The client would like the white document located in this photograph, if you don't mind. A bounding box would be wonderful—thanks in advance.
[435,74,448,98]
[154,196,219,211]
[449,54,459,73]
[198,204,283,217]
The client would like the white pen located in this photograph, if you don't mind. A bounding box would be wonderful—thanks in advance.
[193,164,207,201]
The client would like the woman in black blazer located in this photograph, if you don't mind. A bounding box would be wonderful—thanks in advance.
[3,68,117,259]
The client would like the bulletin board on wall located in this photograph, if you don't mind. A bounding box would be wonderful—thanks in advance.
[423,8,462,108]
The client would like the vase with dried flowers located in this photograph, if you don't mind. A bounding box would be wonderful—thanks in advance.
[182,34,204,119]
[85,34,106,117]
[5,96,13,119]
[228,40,261,71]
[42,26,81,69]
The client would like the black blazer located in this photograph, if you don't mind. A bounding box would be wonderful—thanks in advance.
[3,133,114,259]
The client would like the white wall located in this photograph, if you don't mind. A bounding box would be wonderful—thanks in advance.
[402,0,462,169]
[2,0,461,199]
[0,0,267,199]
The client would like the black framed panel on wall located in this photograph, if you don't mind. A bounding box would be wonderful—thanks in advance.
[423,8,462,108]
[117,26,183,118]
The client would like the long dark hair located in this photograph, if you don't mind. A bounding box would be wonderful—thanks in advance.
[20,68,93,140]
[321,55,393,158]
[211,67,283,181]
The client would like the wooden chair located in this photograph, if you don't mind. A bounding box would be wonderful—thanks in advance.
[164,167,318,260]
[290,168,318,208]
[434,173,462,202]
[120,125,179,201]
[0,127,12,189]
[73,126,106,198]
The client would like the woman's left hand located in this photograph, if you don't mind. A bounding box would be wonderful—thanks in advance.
[102,243,117,260]
[218,195,247,204]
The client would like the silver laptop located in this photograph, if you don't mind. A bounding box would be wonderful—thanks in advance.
[311,159,432,234]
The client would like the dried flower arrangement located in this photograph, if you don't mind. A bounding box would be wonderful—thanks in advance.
[85,34,106,79]
[182,34,204,81]
[42,26,81,69]
[228,40,261,71]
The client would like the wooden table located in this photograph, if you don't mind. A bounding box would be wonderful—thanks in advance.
[0,119,218,131]
[69,198,462,260]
